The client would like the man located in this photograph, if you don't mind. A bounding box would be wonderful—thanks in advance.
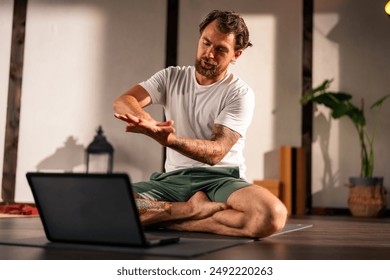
[113,10,287,238]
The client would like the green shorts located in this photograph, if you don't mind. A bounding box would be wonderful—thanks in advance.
[132,167,251,203]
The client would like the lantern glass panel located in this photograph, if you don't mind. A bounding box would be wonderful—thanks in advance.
[87,154,110,173]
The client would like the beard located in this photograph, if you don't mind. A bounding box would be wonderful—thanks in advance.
[195,57,224,79]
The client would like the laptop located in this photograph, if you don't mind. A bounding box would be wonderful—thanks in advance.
[26,172,180,247]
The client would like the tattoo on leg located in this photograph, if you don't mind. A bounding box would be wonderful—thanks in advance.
[135,199,172,215]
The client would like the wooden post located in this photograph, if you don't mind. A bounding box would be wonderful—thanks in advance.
[165,0,179,68]
[301,0,313,213]
[161,0,179,171]
[1,0,28,203]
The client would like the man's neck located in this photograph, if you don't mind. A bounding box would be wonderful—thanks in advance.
[195,70,228,86]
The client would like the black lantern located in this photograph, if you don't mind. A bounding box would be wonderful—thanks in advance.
[85,126,114,173]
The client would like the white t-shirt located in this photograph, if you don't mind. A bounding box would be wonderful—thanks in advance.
[139,66,255,179]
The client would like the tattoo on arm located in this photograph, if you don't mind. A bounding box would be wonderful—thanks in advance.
[136,199,172,215]
[169,124,240,165]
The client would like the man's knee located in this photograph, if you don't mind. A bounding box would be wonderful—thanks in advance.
[267,202,288,235]
[227,185,288,238]
[248,201,288,238]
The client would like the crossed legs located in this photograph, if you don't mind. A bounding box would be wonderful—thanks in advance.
[136,185,287,238]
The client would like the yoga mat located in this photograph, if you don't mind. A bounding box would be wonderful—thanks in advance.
[0,217,252,257]
[270,223,313,237]
[0,217,312,258]
[1,236,252,258]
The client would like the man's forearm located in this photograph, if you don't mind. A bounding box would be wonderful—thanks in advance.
[113,85,153,119]
[113,95,152,120]
[167,124,240,166]
[168,136,227,166]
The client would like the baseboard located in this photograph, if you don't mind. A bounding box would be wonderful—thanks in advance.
[311,207,390,217]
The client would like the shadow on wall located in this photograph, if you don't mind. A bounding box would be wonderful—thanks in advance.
[36,136,85,172]
[314,110,335,185]
[314,109,339,182]
[311,108,348,203]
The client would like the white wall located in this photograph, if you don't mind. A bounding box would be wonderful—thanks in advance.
[2,0,166,202]
[312,0,390,208]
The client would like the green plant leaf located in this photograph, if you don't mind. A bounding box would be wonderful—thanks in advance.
[310,92,352,112]
[301,79,333,104]
[331,103,353,118]
[370,94,390,109]
[300,79,387,178]
[300,93,314,104]
[327,92,352,102]
[347,107,366,126]
[310,79,332,94]
[311,94,339,108]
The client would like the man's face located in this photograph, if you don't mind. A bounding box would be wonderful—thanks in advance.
[195,20,242,84]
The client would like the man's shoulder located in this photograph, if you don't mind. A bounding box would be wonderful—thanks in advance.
[227,72,248,86]
[225,72,254,95]
[165,65,194,73]
[147,66,193,84]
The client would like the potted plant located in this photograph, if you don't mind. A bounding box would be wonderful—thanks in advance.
[301,79,389,217]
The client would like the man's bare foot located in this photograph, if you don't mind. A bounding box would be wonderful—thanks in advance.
[187,192,229,220]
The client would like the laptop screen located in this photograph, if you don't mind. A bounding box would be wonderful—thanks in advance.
[26,173,146,246]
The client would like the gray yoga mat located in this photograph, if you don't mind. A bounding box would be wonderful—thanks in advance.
[0,219,312,257]
[1,235,252,258]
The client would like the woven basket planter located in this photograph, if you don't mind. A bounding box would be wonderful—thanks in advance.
[348,177,387,217]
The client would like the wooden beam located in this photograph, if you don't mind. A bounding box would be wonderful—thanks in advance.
[1,0,28,203]
[301,0,313,212]
[165,0,179,67]
[162,0,179,170]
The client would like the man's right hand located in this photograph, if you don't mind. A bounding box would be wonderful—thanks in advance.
[114,113,176,146]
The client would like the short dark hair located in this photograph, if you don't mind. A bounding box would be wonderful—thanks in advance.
[199,10,253,51]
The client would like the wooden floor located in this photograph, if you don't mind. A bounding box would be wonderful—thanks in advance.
[0,215,389,260]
